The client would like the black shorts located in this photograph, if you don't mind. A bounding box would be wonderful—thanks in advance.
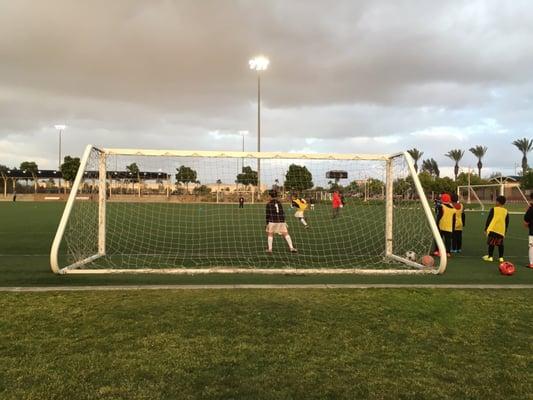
[487,232,504,246]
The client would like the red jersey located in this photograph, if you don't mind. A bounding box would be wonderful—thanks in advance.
[332,192,342,208]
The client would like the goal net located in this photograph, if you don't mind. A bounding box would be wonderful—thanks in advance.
[50,146,447,274]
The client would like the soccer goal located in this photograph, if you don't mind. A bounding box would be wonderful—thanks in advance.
[50,145,447,274]
[457,183,529,212]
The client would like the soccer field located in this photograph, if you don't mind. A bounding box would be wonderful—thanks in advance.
[0,201,532,399]
[1,201,532,285]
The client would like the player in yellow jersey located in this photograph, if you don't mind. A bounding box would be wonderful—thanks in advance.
[482,196,509,262]
[451,193,465,253]
[292,196,309,228]
[433,193,455,257]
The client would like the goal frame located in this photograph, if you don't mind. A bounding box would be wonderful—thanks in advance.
[50,145,447,275]
[457,183,529,212]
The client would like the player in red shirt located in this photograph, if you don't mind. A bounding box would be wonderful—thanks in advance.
[332,191,343,218]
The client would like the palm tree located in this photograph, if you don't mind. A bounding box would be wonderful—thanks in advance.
[421,158,440,177]
[445,149,465,181]
[407,148,424,173]
[469,145,488,178]
[512,138,533,176]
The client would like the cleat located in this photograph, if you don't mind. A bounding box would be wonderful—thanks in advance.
[304,225,309,229]
[456,249,462,253]
[432,251,440,257]
[265,249,272,254]
[482,255,493,262]
[290,248,298,253]
[525,264,533,269]
[446,253,452,257]
[499,258,504,263]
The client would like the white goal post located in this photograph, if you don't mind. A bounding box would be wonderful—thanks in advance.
[50,145,447,275]
[457,183,529,211]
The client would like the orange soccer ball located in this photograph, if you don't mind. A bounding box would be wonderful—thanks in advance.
[421,255,435,268]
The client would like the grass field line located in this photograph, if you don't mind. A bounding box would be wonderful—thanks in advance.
[1,284,533,292]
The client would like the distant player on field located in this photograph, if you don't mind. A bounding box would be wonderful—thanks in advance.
[482,195,509,263]
[238,196,245,208]
[332,190,343,218]
[523,192,533,269]
[292,196,309,228]
[265,190,297,253]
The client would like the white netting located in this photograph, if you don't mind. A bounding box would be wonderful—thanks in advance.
[58,148,437,272]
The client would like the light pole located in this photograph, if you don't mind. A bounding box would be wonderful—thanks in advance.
[238,130,248,172]
[54,124,67,192]
[249,55,269,197]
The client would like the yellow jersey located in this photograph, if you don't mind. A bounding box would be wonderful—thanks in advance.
[293,198,308,211]
[438,204,455,233]
[486,206,508,237]
[454,203,464,231]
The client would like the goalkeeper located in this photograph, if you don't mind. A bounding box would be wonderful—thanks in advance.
[265,190,297,253]
[292,196,310,228]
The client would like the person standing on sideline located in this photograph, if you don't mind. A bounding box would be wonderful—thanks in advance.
[433,193,455,257]
[238,196,245,209]
[332,190,343,218]
[451,193,465,253]
[523,192,533,269]
[12,190,16,202]
[482,196,509,263]
[265,190,297,253]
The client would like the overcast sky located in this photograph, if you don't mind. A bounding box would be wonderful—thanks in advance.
[1,0,532,177]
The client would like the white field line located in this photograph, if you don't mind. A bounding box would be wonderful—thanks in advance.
[0,284,532,292]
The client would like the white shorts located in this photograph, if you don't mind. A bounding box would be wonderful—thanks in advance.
[266,222,288,234]
[294,211,304,218]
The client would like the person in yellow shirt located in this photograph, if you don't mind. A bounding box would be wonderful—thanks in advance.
[451,193,465,253]
[482,196,509,262]
[433,193,455,257]
[292,196,309,228]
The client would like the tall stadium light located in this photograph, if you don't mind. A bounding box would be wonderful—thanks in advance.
[239,130,249,172]
[55,124,67,192]
[249,56,269,196]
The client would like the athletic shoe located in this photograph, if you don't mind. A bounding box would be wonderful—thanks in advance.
[456,249,462,253]
[290,248,298,253]
[304,225,309,229]
[499,257,504,263]
[447,253,452,257]
[433,251,440,257]
[265,249,273,254]
[525,264,533,269]
[482,255,493,262]
[450,250,457,253]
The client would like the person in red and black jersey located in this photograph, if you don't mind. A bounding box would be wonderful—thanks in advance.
[523,192,533,269]
[265,190,297,253]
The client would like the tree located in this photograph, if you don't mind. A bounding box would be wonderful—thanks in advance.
[236,166,257,188]
[284,164,313,192]
[421,158,440,177]
[393,178,413,197]
[445,149,465,181]
[126,162,141,193]
[456,172,487,186]
[407,148,424,173]
[175,165,197,193]
[193,185,212,195]
[20,161,39,192]
[512,138,533,177]
[366,178,384,197]
[520,169,533,190]
[60,156,80,183]
[469,145,488,178]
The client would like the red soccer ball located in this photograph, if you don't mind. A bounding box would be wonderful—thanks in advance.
[498,261,515,276]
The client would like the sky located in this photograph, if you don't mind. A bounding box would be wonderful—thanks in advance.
[1,0,532,178]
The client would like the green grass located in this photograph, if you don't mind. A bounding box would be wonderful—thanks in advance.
[0,289,531,400]
[0,201,532,286]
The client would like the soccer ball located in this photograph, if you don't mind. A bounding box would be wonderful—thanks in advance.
[405,251,417,261]
[421,255,435,268]
[499,261,515,276]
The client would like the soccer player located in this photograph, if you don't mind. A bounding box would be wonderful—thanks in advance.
[451,193,465,253]
[292,196,309,228]
[309,197,315,210]
[265,190,297,253]
[523,192,533,269]
[332,190,343,218]
[238,196,245,208]
[482,195,509,263]
[433,193,455,257]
